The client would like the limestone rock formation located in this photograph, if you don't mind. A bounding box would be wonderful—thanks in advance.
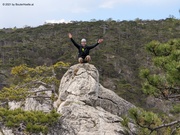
[53,64,136,135]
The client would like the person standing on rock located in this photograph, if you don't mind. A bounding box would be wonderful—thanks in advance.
[68,33,103,63]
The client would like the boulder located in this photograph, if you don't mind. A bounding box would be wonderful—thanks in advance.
[53,63,136,135]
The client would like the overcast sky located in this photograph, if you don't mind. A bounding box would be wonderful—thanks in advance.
[0,0,179,28]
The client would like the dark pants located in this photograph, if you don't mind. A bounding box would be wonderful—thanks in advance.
[78,55,91,63]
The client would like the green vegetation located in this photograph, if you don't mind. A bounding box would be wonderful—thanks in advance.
[0,108,60,134]
[0,86,28,101]
[133,39,180,134]
[140,39,180,99]
[0,61,69,102]
[170,104,180,114]
[129,108,180,135]
[0,61,69,134]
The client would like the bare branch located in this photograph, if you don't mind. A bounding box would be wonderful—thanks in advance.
[152,120,180,131]
[32,80,52,88]
[15,79,53,90]
[27,96,51,99]
[168,94,180,99]
[170,126,179,135]
[0,72,8,78]
[30,89,53,94]
[0,102,7,106]
[169,86,180,91]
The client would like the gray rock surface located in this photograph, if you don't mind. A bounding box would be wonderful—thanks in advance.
[23,85,53,112]
[0,127,14,135]
[8,85,53,112]
[53,63,135,135]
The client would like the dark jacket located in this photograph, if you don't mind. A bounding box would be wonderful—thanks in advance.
[70,38,99,59]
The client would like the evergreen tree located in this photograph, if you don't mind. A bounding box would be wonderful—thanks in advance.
[140,39,180,99]
[131,39,180,134]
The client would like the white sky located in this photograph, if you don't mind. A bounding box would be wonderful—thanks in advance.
[0,0,179,28]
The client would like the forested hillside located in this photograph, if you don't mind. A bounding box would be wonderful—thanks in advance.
[0,18,180,106]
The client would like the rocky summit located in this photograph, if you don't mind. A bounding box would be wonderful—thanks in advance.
[1,63,136,135]
[52,63,136,135]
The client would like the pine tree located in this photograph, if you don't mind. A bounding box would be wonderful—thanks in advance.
[140,39,180,99]
[132,39,180,134]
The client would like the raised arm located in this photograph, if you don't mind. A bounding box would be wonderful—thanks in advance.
[68,33,80,49]
[88,39,103,49]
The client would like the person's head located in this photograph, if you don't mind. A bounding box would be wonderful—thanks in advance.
[81,38,86,47]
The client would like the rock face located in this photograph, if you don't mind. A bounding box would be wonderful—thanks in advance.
[8,85,53,112]
[53,64,135,135]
